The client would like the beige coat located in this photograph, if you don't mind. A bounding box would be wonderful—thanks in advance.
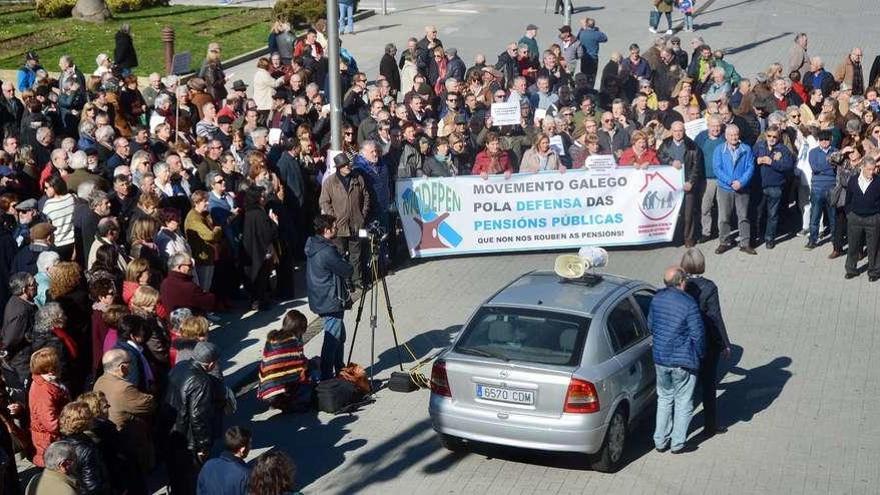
[253,68,283,111]
[520,146,563,172]
[93,372,156,473]
[319,171,371,238]
[32,469,78,495]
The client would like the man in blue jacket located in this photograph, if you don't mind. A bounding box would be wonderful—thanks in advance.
[753,126,796,249]
[713,124,757,254]
[576,18,608,88]
[649,266,705,454]
[306,214,354,380]
[196,426,251,495]
[806,129,837,249]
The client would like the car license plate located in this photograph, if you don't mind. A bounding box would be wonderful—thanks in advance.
[475,384,534,405]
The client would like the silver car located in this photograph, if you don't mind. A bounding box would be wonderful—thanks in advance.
[429,270,656,472]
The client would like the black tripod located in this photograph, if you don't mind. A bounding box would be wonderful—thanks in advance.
[345,234,405,393]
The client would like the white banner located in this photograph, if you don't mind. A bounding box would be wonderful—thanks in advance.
[396,166,685,258]
[684,117,707,140]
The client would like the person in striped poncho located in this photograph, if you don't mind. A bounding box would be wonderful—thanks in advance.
[257,310,313,412]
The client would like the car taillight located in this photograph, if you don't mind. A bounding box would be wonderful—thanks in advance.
[564,378,599,413]
[430,360,451,397]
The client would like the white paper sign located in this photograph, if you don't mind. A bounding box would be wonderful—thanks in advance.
[268,128,282,145]
[585,154,617,171]
[491,101,520,127]
[684,117,707,139]
[549,135,565,156]
[533,108,547,124]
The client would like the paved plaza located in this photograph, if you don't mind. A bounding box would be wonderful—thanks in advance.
[209,0,880,493]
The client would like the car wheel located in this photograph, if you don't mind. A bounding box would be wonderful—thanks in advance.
[439,433,467,453]
[590,406,628,473]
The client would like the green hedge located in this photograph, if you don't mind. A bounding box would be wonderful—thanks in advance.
[273,0,325,27]
[36,0,76,18]
[36,0,169,18]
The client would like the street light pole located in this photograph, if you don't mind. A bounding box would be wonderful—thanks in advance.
[564,1,571,27]
[327,0,343,151]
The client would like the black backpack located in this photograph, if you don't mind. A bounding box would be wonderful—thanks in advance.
[316,379,360,414]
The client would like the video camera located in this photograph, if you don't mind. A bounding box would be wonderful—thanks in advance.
[358,220,389,243]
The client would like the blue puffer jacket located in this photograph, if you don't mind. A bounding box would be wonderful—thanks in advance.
[713,142,755,192]
[305,235,353,316]
[648,287,705,371]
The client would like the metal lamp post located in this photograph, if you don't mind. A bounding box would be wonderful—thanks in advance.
[327,0,343,151]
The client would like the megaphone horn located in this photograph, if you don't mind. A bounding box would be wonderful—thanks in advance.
[554,254,586,279]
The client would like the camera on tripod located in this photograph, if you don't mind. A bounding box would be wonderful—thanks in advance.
[358,221,389,244]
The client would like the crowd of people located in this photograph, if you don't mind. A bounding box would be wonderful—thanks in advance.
[1,4,880,494]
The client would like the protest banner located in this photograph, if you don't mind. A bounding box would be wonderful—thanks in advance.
[490,101,520,126]
[396,166,684,258]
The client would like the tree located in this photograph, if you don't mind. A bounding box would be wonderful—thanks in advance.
[72,0,111,22]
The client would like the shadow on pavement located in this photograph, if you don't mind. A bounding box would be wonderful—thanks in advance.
[232,395,366,491]
[723,32,793,55]
[361,325,462,378]
[333,418,448,493]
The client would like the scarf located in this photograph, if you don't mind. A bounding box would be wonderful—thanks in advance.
[51,328,78,359]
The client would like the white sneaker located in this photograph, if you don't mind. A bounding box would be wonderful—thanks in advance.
[648,27,657,33]
[665,29,673,35]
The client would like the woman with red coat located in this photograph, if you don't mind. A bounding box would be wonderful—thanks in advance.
[29,347,70,467]
[617,130,661,168]
[472,132,513,179]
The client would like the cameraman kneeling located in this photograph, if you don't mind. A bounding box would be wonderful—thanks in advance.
[306,214,354,380]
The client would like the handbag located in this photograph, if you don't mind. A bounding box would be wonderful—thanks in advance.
[339,363,371,395]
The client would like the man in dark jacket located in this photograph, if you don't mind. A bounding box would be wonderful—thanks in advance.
[1,272,36,384]
[648,266,705,454]
[11,222,54,275]
[658,122,703,247]
[844,157,880,281]
[444,48,467,84]
[114,24,138,76]
[306,214,354,380]
[163,341,223,495]
[753,126,795,249]
[196,426,251,495]
[319,154,371,290]
[379,44,401,97]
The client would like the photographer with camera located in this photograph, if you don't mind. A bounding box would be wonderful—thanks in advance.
[319,154,371,290]
[306,215,354,380]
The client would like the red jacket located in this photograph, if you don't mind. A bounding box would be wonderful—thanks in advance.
[618,147,660,166]
[159,271,216,313]
[29,374,69,467]
[293,39,324,60]
[472,150,512,175]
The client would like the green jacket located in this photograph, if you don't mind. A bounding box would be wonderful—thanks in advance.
[715,59,742,86]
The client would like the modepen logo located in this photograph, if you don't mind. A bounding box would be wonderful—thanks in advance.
[400,187,463,251]
[637,171,678,221]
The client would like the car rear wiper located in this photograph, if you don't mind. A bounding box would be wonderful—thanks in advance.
[456,346,509,361]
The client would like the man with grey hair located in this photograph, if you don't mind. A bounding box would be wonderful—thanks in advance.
[31,440,78,494]
[87,216,126,270]
[787,33,809,78]
[160,253,216,313]
[649,266,705,454]
[804,56,835,97]
[379,42,401,96]
[1,272,36,382]
[106,136,131,178]
[58,54,86,102]
[163,341,224,494]
[354,140,391,229]
[713,124,757,254]
[47,148,69,182]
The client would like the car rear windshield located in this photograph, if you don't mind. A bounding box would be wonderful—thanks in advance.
[454,307,590,366]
